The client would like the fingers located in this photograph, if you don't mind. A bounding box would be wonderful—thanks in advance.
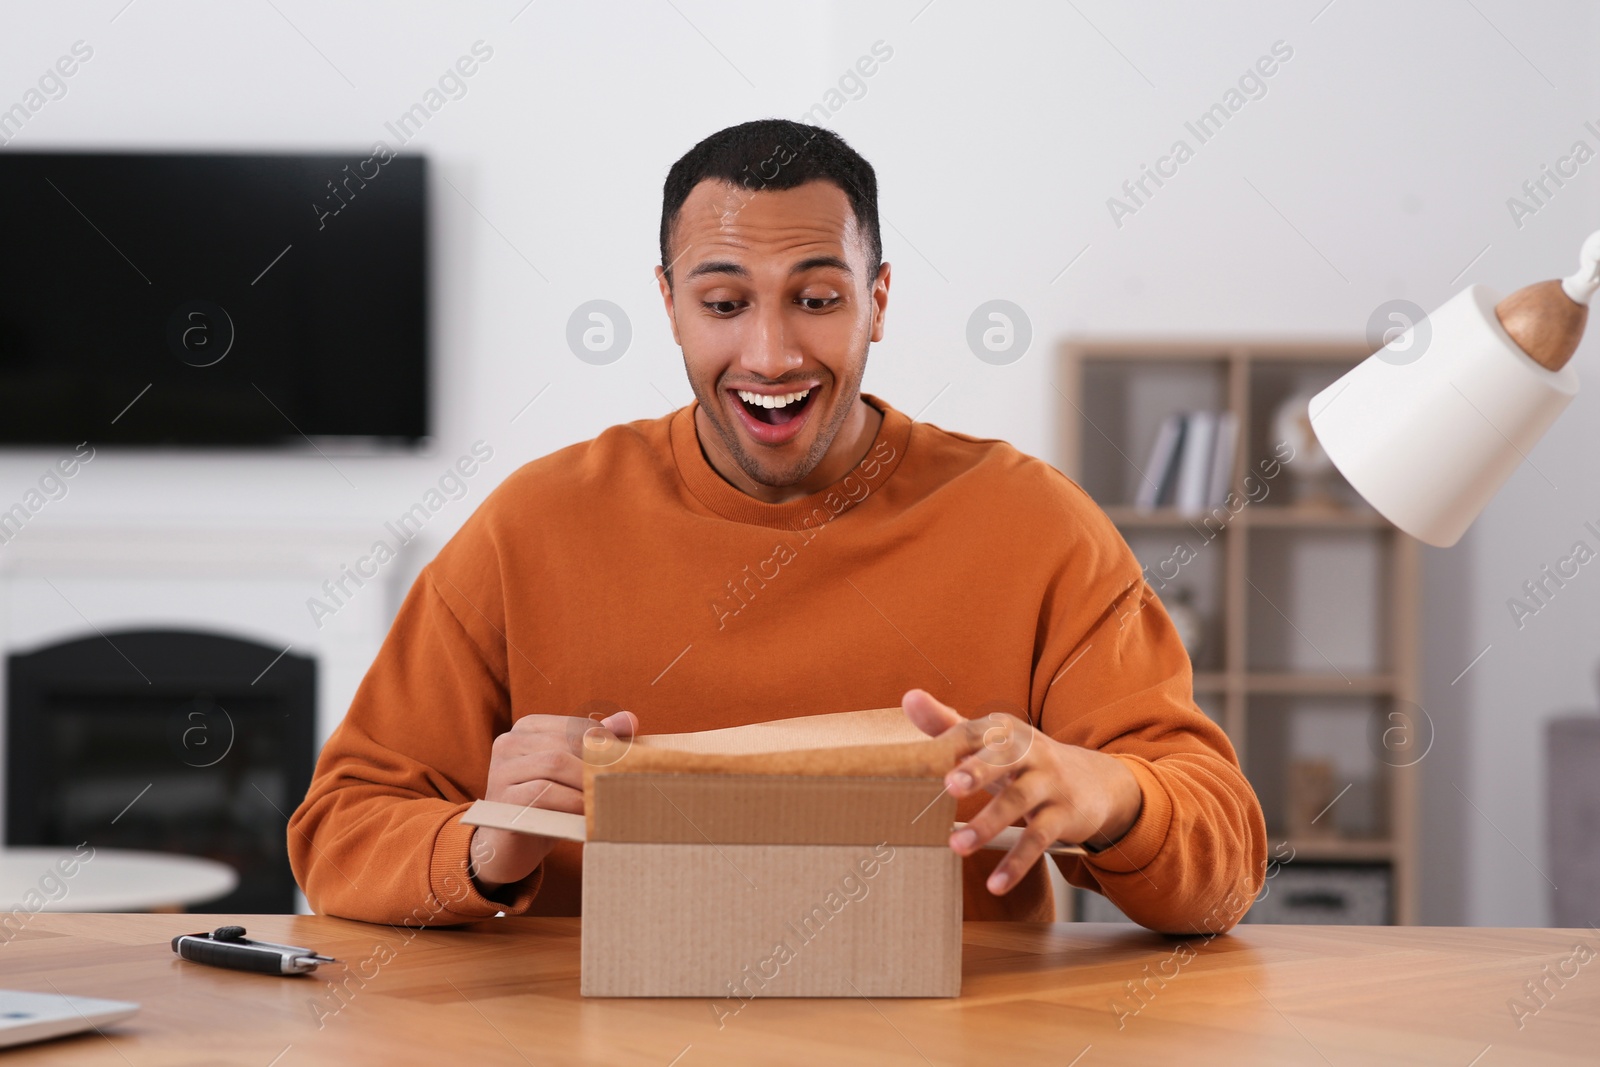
[943,734,1099,896]
[491,748,585,793]
[909,698,1132,898]
[600,710,638,737]
[984,811,1074,895]
[504,710,637,758]
[902,692,1037,782]
[501,779,583,815]
[944,715,1036,797]
[949,771,1082,895]
[479,709,639,888]
[948,768,1051,857]
[900,688,963,737]
[581,710,638,766]
[505,713,588,735]
[487,724,598,804]
[504,713,595,761]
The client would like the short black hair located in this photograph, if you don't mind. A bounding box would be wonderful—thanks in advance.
[659,119,881,287]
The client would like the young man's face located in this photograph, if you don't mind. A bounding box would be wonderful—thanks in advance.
[656,178,889,490]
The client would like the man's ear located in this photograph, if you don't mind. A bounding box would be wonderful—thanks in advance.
[654,265,681,346]
[869,261,891,343]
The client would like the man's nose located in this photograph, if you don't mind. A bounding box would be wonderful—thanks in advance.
[738,302,803,378]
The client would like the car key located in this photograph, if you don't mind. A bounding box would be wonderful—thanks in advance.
[172,925,337,975]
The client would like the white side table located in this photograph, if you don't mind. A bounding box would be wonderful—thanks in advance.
[0,847,238,912]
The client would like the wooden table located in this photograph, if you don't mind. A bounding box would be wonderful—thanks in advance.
[3,914,1595,1065]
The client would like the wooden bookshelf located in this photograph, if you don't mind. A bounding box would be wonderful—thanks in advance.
[1101,504,1393,529]
[1059,339,1420,926]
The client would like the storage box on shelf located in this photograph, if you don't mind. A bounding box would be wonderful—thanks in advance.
[1059,340,1419,925]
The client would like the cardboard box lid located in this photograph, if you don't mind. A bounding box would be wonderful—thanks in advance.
[579,707,960,844]
[580,706,965,779]
[461,799,1084,856]
[621,706,935,753]
[460,708,1085,856]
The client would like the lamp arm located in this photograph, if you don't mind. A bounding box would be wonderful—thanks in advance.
[1560,229,1600,305]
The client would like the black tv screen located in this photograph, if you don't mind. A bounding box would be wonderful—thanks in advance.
[0,151,428,448]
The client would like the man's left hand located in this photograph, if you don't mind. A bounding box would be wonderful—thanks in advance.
[901,688,1144,895]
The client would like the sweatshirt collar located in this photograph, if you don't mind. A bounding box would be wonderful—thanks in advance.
[669,392,911,529]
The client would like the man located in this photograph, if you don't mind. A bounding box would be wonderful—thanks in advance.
[289,119,1266,933]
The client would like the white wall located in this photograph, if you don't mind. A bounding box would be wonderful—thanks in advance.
[2,0,1596,925]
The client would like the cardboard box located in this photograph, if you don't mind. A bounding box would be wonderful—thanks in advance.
[463,708,1002,998]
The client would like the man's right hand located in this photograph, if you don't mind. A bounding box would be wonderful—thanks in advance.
[469,709,638,894]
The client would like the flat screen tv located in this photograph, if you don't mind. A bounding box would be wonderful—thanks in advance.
[0,151,428,448]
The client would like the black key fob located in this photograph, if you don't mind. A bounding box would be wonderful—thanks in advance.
[172,925,336,976]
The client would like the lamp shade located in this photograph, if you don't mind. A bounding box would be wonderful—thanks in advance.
[1308,284,1578,548]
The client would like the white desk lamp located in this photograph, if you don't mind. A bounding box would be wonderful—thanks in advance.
[1309,231,1600,547]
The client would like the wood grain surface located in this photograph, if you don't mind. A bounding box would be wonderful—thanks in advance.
[3,913,1596,1065]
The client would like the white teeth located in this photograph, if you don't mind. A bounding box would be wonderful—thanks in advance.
[736,388,810,409]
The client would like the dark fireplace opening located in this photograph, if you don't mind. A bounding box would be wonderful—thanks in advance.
[6,629,314,913]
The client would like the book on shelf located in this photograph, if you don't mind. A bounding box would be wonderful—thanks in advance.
[1173,411,1215,514]
[1135,413,1186,511]
[1207,412,1239,508]
[1134,410,1237,514]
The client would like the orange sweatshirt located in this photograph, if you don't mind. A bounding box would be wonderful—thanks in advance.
[289,395,1267,933]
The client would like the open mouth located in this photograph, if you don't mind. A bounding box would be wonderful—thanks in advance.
[734,387,815,425]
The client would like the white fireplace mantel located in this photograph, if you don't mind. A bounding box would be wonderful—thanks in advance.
[0,523,414,750]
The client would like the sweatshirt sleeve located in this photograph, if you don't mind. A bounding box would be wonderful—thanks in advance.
[288,565,543,925]
[1038,484,1268,935]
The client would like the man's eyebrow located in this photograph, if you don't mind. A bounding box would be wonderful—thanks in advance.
[685,260,749,281]
[790,255,853,276]
[683,255,854,281]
